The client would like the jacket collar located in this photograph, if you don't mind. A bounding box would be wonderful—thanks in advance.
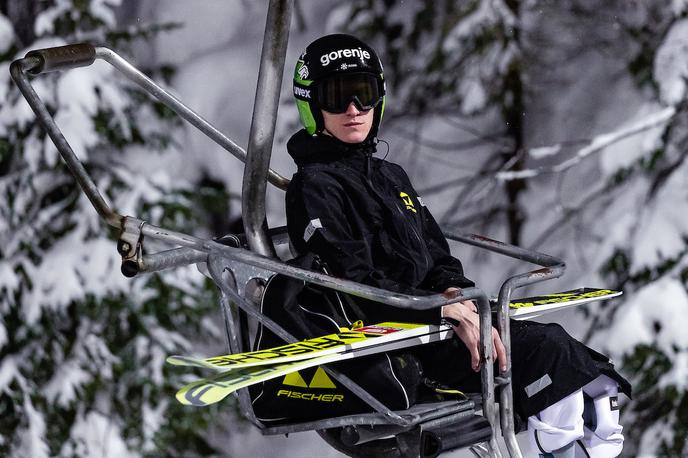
[287,129,377,167]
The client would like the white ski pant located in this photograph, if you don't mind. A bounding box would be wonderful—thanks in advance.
[528,375,623,457]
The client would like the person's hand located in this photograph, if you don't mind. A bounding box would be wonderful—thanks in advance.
[441,288,507,373]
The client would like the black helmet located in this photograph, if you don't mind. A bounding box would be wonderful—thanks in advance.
[293,34,386,137]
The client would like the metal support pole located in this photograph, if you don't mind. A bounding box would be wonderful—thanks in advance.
[495,266,565,458]
[242,0,294,257]
[475,293,502,457]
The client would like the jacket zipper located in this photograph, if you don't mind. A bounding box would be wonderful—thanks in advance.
[394,201,431,273]
[365,155,431,273]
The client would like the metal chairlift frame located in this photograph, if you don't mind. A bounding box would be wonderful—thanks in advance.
[10,1,567,456]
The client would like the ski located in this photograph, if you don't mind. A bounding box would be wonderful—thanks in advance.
[175,326,451,407]
[173,287,621,407]
[168,288,621,374]
[167,322,432,371]
[508,288,621,320]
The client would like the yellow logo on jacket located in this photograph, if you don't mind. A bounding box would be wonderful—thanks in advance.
[399,192,417,213]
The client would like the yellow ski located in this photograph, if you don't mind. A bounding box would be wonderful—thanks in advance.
[509,288,621,320]
[174,287,621,407]
[167,322,427,371]
[176,326,452,407]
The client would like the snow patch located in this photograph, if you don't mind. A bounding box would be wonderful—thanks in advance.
[630,162,688,272]
[49,63,116,165]
[0,13,14,54]
[63,411,134,458]
[34,0,119,35]
[147,0,249,65]
[142,399,167,452]
[16,396,49,458]
[2,38,65,134]
[637,419,676,457]
[83,332,119,379]
[326,4,355,33]
[0,318,6,348]
[21,228,128,324]
[459,78,487,114]
[587,185,648,272]
[34,1,71,36]
[0,261,20,304]
[444,1,512,44]
[663,351,688,391]
[528,144,562,159]
[601,277,688,357]
[0,356,21,393]
[654,18,688,105]
[44,359,91,407]
[89,0,121,28]
[672,0,688,16]
[599,106,668,174]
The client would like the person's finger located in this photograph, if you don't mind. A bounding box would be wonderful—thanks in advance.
[463,331,481,372]
[493,329,508,372]
[443,287,461,300]
[460,300,477,313]
[470,343,481,371]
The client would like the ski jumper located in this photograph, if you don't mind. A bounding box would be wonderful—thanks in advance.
[284,130,631,437]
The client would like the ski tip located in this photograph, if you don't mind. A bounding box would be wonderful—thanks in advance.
[509,288,623,320]
[166,355,194,366]
[175,377,233,407]
[166,355,219,370]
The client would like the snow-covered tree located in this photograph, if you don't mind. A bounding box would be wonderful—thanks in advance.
[0,1,229,455]
[558,2,688,454]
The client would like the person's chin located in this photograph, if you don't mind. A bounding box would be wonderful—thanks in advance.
[339,130,367,143]
[342,137,365,144]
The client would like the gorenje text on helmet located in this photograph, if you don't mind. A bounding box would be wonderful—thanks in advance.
[320,48,371,66]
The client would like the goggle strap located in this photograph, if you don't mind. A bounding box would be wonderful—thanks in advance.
[293,81,314,102]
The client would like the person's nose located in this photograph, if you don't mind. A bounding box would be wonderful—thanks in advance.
[345,102,360,116]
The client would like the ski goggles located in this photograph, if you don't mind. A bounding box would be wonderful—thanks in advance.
[316,73,383,113]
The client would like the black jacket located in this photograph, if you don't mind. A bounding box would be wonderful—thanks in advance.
[286,129,474,325]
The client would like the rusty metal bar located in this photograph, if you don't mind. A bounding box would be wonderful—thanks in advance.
[10,56,122,228]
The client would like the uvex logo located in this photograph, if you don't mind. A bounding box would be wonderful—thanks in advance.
[294,86,311,99]
[320,47,371,66]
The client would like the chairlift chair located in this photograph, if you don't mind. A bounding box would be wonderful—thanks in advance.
[10,1,568,456]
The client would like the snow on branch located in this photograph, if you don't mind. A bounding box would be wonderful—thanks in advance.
[496,106,677,181]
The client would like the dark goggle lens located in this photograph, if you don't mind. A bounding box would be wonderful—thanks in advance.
[317,74,382,113]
